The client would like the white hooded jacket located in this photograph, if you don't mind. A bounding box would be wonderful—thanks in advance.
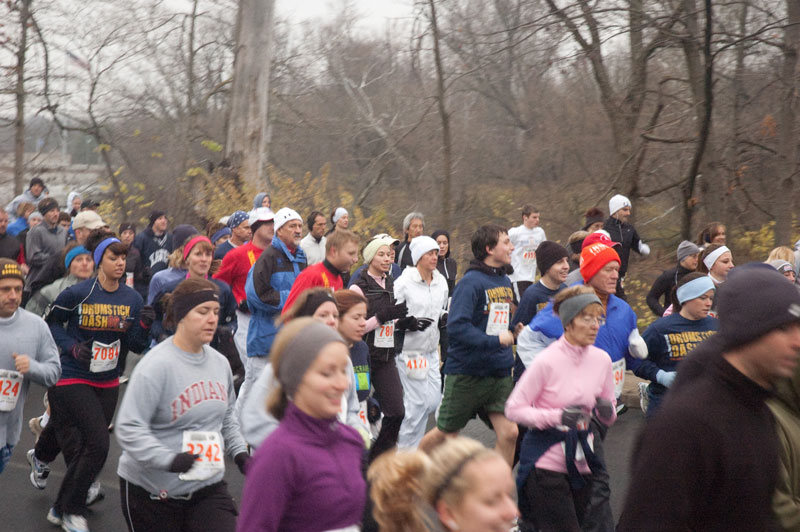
[393,266,448,353]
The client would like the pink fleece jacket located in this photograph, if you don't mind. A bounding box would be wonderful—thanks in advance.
[505,335,617,474]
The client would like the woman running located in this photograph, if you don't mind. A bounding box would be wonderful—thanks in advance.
[351,234,410,460]
[238,288,368,449]
[115,278,248,532]
[150,235,242,387]
[238,318,366,531]
[636,273,718,417]
[506,285,617,531]
[45,229,154,532]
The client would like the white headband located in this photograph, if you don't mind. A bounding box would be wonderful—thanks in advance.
[332,207,348,223]
[703,246,730,271]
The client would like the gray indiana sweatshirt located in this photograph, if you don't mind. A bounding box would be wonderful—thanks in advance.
[115,337,247,497]
[0,309,61,448]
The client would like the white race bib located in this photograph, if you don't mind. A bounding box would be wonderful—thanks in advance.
[90,340,121,373]
[179,431,225,481]
[612,358,626,399]
[0,370,23,412]
[374,320,395,348]
[485,302,510,336]
[358,400,368,426]
[125,272,134,288]
[402,352,429,380]
[522,248,536,264]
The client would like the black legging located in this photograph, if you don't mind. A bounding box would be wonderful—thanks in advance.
[50,384,118,516]
[367,355,404,462]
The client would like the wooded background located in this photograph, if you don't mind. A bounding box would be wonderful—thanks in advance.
[2,0,799,322]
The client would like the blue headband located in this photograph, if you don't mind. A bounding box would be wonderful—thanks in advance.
[677,276,716,304]
[211,227,232,243]
[64,246,90,269]
[93,237,121,266]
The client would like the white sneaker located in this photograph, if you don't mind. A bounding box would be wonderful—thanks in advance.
[46,507,62,526]
[638,382,650,414]
[61,514,89,532]
[26,449,49,489]
[86,482,104,506]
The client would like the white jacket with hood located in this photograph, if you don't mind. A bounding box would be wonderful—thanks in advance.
[393,266,449,354]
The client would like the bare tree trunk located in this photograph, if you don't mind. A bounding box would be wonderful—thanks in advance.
[14,0,32,196]
[225,0,275,191]
[775,0,800,245]
[428,0,454,228]
[680,0,713,239]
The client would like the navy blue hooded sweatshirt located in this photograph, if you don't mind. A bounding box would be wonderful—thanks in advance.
[444,260,514,377]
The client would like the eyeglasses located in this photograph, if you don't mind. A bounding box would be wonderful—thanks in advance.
[576,315,606,327]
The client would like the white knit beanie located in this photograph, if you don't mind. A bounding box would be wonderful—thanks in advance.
[608,194,631,215]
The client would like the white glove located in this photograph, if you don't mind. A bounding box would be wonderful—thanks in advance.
[638,242,650,256]
[628,329,648,360]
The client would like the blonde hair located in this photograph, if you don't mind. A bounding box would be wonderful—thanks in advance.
[767,246,795,267]
[266,317,316,420]
[368,437,500,532]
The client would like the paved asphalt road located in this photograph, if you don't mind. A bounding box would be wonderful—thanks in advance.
[2,355,646,531]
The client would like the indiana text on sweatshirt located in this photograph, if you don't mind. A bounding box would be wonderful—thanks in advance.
[115,338,246,497]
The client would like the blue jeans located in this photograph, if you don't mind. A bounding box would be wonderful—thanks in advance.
[0,443,14,474]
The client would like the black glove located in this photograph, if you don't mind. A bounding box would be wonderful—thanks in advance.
[438,313,448,329]
[139,305,155,328]
[561,406,589,430]
[234,452,250,475]
[238,299,250,313]
[376,302,408,323]
[70,340,93,365]
[395,316,419,331]
[594,397,614,420]
[168,452,199,473]
[416,318,434,331]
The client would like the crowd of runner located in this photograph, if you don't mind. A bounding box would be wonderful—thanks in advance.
[2,177,800,532]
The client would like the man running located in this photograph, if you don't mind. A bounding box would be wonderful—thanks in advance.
[213,208,274,365]
[619,266,800,531]
[0,259,60,474]
[214,210,251,260]
[419,224,519,466]
[299,210,327,265]
[602,194,650,300]
[508,205,546,303]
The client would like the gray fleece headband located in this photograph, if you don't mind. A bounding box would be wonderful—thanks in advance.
[559,293,603,329]
[278,321,346,400]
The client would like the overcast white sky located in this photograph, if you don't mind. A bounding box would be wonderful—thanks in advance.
[276,0,413,33]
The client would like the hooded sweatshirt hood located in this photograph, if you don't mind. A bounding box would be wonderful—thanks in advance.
[253,192,269,210]
[66,191,81,212]
[465,259,513,277]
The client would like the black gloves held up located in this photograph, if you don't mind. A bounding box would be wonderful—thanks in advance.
[376,302,408,323]
[561,406,590,430]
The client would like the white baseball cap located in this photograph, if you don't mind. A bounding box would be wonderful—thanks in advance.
[248,207,275,227]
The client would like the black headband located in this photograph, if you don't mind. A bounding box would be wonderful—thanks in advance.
[297,290,337,318]
[171,289,219,325]
[432,450,483,503]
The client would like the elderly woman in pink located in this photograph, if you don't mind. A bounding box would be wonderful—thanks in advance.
[505,285,617,532]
